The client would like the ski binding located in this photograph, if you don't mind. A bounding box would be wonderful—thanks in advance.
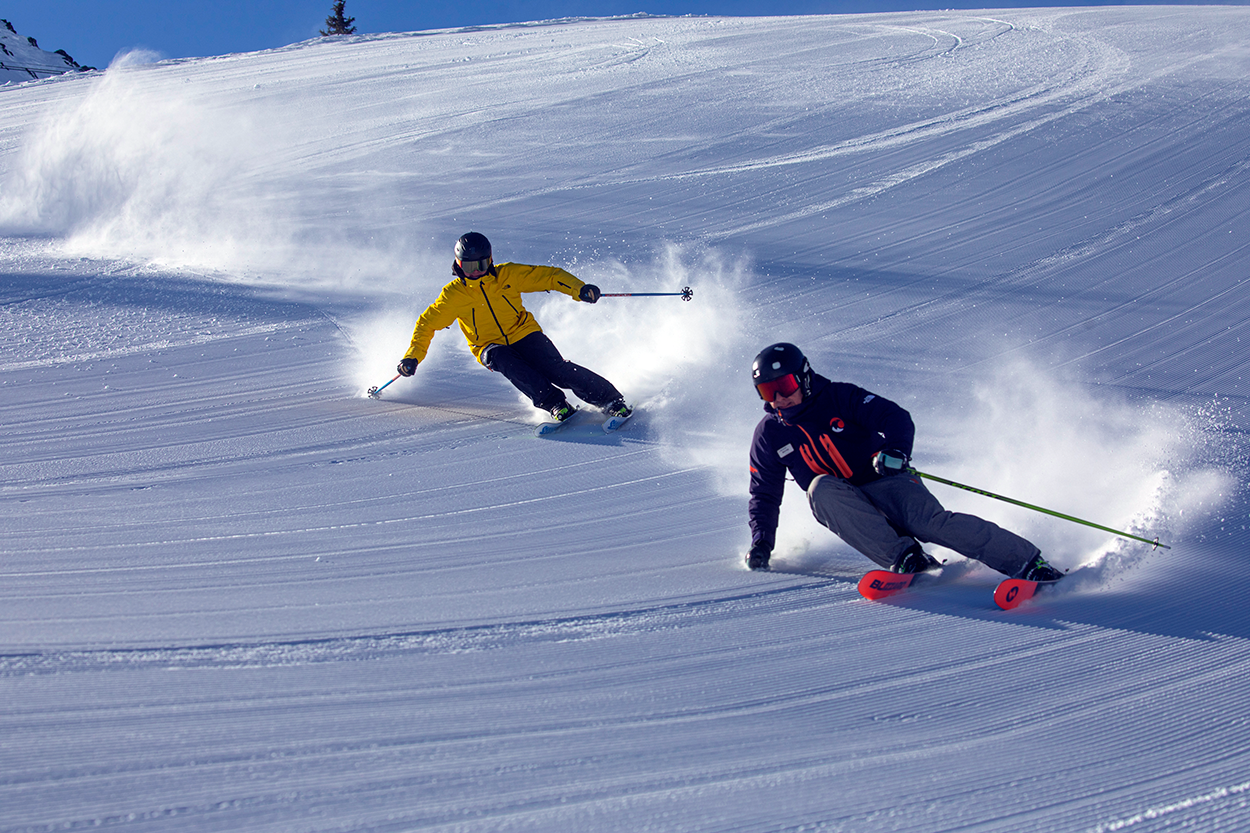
[535,408,580,436]
[603,410,633,433]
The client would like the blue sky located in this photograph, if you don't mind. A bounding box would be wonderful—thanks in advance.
[7,0,1238,71]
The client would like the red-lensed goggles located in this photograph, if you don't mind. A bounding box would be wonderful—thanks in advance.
[755,373,800,402]
[458,257,491,275]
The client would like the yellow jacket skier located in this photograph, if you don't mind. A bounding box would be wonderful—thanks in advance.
[398,232,631,424]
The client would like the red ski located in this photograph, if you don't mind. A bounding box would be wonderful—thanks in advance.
[857,569,921,600]
[993,578,1060,610]
[857,561,974,601]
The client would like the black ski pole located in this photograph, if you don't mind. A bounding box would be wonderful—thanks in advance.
[600,286,693,301]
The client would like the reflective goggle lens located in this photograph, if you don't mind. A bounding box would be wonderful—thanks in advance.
[756,373,800,402]
[458,257,490,274]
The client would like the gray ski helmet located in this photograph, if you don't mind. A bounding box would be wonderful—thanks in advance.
[752,343,813,400]
[455,231,492,263]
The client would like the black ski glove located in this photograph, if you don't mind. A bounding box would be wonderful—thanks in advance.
[872,448,910,476]
[397,358,418,377]
[579,284,601,303]
[746,544,771,571]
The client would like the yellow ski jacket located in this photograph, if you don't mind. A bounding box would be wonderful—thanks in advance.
[403,262,587,364]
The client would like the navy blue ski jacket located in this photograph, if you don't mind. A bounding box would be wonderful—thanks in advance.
[748,373,915,551]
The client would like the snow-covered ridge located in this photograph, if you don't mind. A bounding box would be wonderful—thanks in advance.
[1,18,94,84]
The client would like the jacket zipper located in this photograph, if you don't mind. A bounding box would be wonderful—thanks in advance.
[478,282,509,345]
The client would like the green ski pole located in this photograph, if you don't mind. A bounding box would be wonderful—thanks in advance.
[909,468,1170,550]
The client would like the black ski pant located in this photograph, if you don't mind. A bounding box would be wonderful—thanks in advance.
[481,332,622,412]
[806,473,1040,576]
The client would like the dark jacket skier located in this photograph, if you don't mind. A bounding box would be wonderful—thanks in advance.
[746,343,1061,582]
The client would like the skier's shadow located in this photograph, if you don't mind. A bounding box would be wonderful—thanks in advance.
[530,413,657,446]
[773,549,1250,642]
[535,422,630,446]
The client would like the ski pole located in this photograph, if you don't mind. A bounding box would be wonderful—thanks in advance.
[600,286,694,301]
[366,374,401,399]
[909,468,1170,549]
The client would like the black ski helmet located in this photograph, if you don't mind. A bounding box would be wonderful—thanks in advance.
[752,342,813,400]
[455,231,492,263]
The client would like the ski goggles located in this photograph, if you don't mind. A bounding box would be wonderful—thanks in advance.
[457,257,491,276]
[755,373,800,402]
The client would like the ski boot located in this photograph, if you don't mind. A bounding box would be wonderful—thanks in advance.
[892,544,940,574]
[1015,554,1064,582]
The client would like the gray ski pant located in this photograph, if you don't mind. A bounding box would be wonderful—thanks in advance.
[806,473,1040,575]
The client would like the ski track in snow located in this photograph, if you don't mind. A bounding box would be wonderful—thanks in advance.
[3,8,1250,832]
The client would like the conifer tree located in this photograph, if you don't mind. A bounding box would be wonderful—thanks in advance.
[320,1,357,36]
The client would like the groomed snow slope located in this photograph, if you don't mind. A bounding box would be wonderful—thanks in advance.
[2,8,1249,831]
